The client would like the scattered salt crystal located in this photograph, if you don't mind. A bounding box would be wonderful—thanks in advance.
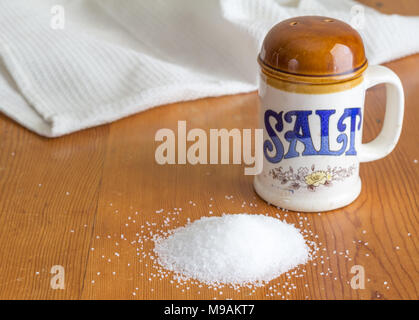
[153,214,310,286]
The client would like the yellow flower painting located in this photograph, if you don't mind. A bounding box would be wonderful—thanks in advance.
[304,171,328,187]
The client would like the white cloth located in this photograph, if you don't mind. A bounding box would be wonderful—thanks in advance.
[0,0,418,137]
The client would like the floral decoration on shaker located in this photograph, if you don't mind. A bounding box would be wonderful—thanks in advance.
[269,164,357,191]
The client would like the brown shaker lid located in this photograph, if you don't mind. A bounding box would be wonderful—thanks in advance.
[259,16,367,83]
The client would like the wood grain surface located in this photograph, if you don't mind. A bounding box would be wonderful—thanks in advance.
[0,0,418,300]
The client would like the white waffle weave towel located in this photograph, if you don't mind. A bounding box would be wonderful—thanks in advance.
[0,0,418,137]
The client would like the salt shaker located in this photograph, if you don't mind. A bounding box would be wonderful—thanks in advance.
[254,16,404,212]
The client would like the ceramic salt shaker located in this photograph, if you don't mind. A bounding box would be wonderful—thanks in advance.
[254,16,404,212]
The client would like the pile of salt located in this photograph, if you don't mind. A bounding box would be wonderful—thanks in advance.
[154,214,310,286]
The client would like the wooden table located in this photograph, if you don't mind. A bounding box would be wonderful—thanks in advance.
[0,0,417,300]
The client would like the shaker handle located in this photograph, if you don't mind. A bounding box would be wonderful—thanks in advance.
[358,65,404,162]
